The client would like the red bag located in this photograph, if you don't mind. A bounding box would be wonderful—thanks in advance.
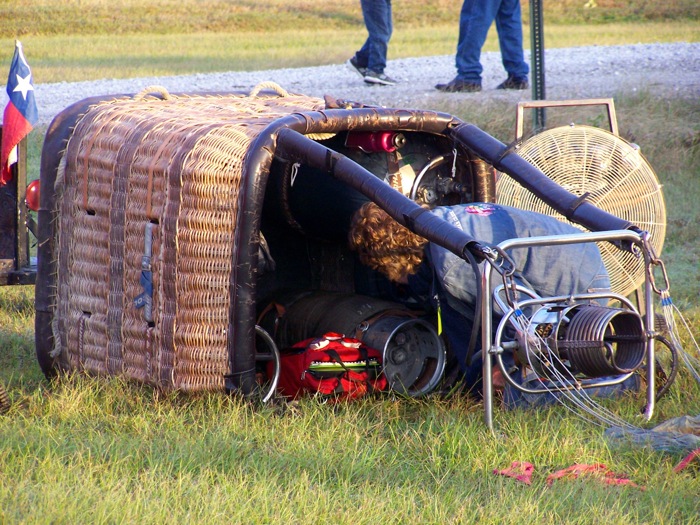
[272,332,388,401]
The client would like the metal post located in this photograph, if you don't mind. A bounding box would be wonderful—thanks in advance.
[0,129,34,286]
[482,259,495,430]
[529,0,546,132]
[16,137,29,271]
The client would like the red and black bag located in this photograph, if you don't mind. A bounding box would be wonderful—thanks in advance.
[271,332,388,401]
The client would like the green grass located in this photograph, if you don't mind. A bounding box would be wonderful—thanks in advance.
[1,2,699,523]
[4,95,699,523]
[1,375,699,523]
[0,1,697,83]
[2,0,698,37]
[7,21,695,84]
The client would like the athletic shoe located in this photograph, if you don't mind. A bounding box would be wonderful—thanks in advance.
[363,70,397,86]
[346,57,367,78]
[496,75,529,90]
[435,78,482,92]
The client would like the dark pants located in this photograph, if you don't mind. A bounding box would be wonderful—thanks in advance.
[456,0,529,82]
[354,0,393,74]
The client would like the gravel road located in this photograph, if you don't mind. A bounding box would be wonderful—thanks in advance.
[6,42,700,126]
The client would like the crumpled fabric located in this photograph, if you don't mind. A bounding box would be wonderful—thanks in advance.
[545,463,645,490]
[493,461,535,485]
[493,462,645,489]
[653,415,700,435]
[674,448,700,473]
[605,414,700,454]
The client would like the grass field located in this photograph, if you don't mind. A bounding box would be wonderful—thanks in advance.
[1,1,699,523]
[0,0,698,83]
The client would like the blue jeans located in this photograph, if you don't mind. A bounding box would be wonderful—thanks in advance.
[455,0,529,82]
[427,203,611,374]
[354,0,393,74]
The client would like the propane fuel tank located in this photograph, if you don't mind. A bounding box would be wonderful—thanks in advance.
[259,291,446,396]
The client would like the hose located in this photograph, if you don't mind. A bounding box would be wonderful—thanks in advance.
[652,334,679,402]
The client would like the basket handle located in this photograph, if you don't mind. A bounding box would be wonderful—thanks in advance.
[133,85,172,101]
[249,81,290,98]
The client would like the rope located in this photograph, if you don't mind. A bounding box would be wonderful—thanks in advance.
[249,81,290,97]
[133,85,172,101]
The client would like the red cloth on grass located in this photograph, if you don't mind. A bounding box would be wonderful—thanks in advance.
[673,448,700,473]
[493,461,535,485]
[546,463,645,490]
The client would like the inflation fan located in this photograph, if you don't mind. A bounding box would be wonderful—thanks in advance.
[497,124,666,297]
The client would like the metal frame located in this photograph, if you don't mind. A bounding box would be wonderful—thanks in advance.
[514,98,619,143]
[480,229,656,430]
[0,131,35,286]
[529,0,546,131]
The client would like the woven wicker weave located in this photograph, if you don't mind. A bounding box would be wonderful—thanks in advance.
[53,85,325,391]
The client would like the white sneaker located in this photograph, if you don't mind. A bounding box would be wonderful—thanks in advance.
[346,58,367,78]
[363,70,397,86]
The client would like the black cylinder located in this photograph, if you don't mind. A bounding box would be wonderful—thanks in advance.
[561,305,646,377]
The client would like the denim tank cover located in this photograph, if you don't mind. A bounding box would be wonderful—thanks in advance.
[427,203,611,316]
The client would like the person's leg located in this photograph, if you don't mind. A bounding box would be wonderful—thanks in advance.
[348,36,371,78]
[360,0,392,74]
[439,298,475,376]
[353,38,371,68]
[455,0,499,82]
[494,0,529,80]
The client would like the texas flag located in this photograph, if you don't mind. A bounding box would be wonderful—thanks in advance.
[1,41,38,186]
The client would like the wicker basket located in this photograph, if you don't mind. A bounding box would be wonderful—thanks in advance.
[51,84,325,391]
[39,85,641,399]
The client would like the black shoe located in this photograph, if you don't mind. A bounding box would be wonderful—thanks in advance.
[364,69,398,86]
[435,78,482,93]
[496,75,529,90]
[346,57,367,78]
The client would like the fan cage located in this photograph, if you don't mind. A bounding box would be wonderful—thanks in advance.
[496,125,666,297]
